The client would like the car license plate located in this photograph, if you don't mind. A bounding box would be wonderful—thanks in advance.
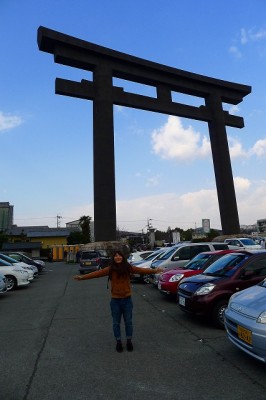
[158,282,161,290]
[85,261,91,266]
[179,296,185,306]
[237,325,252,345]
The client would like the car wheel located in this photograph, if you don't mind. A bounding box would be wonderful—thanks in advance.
[5,275,17,291]
[212,300,228,329]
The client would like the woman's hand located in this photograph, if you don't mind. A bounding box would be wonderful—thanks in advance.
[155,268,164,274]
[73,275,83,281]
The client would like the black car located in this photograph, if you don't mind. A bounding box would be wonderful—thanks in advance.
[79,250,111,274]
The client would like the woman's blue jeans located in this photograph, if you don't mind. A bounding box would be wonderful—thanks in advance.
[110,296,133,340]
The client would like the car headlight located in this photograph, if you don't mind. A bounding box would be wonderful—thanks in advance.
[257,311,266,324]
[169,274,184,282]
[195,283,215,295]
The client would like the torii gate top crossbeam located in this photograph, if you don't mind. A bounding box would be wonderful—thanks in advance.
[37,26,251,128]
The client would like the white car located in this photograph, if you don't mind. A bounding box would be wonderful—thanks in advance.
[131,249,167,281]
[0,272,8,294]
[127,250,155,263]
[0,253,35,280]
[224,238,262,251]
[0,259,30,290]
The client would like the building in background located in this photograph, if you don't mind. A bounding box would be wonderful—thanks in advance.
[0,202,13,232]
[257,219,266,234]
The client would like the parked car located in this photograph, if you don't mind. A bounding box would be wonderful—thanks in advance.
[178,250,266,328]
[224,238,261,250]
[0,259,30,290]
[130,249,167,281]
[0,253,36,280]
[158,249,235,297]
[224,279,266,363]
[4,252,45,273]
[149,242,229,285]
[79,249,111,274]
[127,250,155,263]
[0,272,8,294]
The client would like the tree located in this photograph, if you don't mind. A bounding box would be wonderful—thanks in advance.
[67,231,84,245]
[0,232,8,250]
[79,215,92,243]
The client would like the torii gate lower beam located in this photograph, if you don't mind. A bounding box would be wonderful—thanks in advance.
[37,26,251,241]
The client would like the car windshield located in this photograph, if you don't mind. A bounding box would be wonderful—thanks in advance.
[81,252,99,259]
[203,253,248,277]
[157,246,180,260]
[141,251,163,262]
[259,278,266,288]
[182,254,213,270]
[0,254,18,264]
[240,238,256,246]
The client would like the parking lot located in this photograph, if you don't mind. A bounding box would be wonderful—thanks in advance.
[1,262,266,400]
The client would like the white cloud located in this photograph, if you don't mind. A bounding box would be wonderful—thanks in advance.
[228,136,247,158]
[150,116,266,162]
[0,111,23,132]
[230,27,266,58]
[115,177,266,232]
[23,178,266,233]
[151,116,210,161]
[241,28,266,43]
[145,174,161,187]
[249,138,266,157]
[234,176,251,191]
[228,105,240,115]
[115,181,262,232]
[229,45,242,58]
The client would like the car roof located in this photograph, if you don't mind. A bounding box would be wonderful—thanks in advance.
[196,249,239,255]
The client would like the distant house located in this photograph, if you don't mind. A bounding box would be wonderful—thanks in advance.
[3,224,81,258]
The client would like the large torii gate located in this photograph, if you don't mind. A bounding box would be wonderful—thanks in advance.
[37,26,251,242]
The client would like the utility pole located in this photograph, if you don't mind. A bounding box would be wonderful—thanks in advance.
[57,215,62,228]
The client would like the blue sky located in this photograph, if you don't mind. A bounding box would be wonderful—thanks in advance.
[1,0,266,234]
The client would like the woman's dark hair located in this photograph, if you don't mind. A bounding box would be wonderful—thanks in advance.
[109,250,132,278]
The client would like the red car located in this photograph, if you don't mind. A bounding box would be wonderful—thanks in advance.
[158,250,235,297]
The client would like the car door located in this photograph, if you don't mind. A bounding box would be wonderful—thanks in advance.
[233,256,266,292]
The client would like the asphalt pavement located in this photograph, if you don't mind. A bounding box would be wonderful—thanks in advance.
[0,262,265,400]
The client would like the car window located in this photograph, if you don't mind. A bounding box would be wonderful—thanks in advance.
[212,244,228,250]
[203,253,248,277]
[191,245,210,257]
[176,246,191,260]
[9,254,21,261]
[242,259,266,277]
[98,250,108,257]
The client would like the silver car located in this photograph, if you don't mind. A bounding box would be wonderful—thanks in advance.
[224,279,266,363]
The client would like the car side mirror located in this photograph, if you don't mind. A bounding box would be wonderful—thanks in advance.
[241,270,255,279]
[172,255,180,261]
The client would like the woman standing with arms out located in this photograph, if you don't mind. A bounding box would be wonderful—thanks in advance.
[73,250,162,353]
